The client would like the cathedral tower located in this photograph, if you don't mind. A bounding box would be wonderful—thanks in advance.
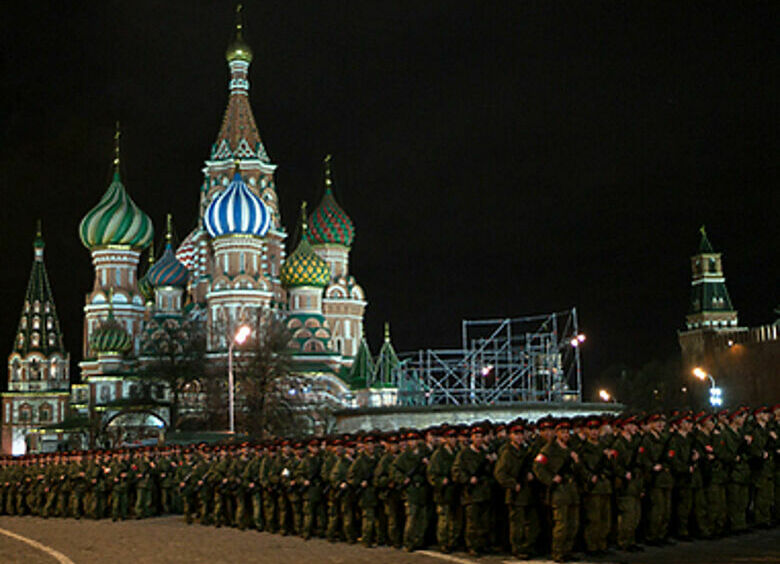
[309,156,366,362]
[204,165,273,348]
[281,204,341,371]
[184,4,287,308]
[2,224,70,455]
[78,124,153,375]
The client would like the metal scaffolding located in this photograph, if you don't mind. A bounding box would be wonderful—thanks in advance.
[393,308,583,406]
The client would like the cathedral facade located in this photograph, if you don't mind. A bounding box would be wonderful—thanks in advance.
[2,10,370,454]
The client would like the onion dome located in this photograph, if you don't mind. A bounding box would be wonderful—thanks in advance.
[281,203,330,288]
[138,242,155,303]
[204,168,271,238]
[226,4,253,63]
[309,155,355,247]
[148,215,189,287]
[89,293,132,355]
[79,123,154,250]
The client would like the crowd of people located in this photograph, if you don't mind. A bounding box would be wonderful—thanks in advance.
[1,404,779,562]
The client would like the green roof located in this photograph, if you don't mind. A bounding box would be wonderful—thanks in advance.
[698,225,715,253]
[346,337,374,389]
[13,225,67,356]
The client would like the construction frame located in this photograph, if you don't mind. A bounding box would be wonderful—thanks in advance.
[388,308,583,406]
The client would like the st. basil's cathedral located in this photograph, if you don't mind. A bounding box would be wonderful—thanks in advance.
[1,10,374,455]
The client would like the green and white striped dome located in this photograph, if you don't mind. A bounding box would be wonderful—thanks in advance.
[79,170,154,250]
[89,310,132,355]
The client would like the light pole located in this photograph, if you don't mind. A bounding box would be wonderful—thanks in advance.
[228,325,251,433]
[692,366,722,407]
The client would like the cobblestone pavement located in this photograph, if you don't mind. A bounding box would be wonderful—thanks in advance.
[0,516,778,564]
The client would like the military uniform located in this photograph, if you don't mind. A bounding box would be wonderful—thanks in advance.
[374,442,403,548]
[427,437,460,552]
[494,424,540,557]
[452,428,493,556]
[391,434,429,551]
[612,423,644,550]
[295,443,323,539]
[580,423,613,553]
[533,420,580,563]
[347,441,379,546]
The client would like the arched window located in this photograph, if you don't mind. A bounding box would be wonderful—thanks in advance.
[30,360,41,380]
[39,404,51,422]
[19,404,31,422]
[12,359,21,380]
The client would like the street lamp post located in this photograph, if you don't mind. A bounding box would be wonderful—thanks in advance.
[228,325,251,434]
[692,367,722,407]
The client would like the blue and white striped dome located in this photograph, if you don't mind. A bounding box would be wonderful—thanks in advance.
[204,172,271,238]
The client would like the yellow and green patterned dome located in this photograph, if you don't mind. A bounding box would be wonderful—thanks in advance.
[281,205,330,289]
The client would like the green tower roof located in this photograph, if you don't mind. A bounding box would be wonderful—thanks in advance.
[13,223,66,356]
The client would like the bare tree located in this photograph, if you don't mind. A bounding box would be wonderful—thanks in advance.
[232,310,305,438]
[138,316,208,431]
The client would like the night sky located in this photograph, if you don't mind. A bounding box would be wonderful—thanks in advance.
[1,1,777,396]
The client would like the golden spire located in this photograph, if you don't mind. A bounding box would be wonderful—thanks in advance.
[226,3,253,63]
[300,201,309,236]
[147,239,155,264]
[234,158,241,175]
[113,121,121,171]
[36,219,42,237]
[236,3,244,33]
[699,225,707,237]
[166,213,173,243]
[324,154,333,189]
[384,322,391,343]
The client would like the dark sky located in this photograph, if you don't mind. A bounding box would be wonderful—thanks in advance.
[1,1,777,395]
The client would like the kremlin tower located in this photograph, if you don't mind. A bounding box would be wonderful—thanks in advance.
[2,224,70,455]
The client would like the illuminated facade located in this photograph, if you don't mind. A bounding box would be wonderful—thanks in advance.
[1,226,70,455]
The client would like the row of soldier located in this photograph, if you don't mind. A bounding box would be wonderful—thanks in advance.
[1,404,778,562]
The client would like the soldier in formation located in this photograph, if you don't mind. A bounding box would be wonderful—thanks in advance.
[1,403,779,563]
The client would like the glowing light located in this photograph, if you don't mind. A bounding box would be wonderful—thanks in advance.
[571,333,586,347]
[599,389,611,402]
[481,364,494,377]
[710,387,723,407]
[727,340,734,347]
[692,367,707,380]
[234,325,251,345]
